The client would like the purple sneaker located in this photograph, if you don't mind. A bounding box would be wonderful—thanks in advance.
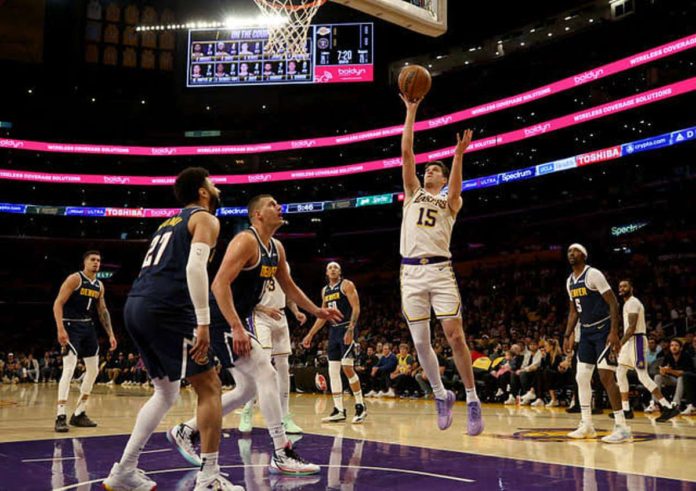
[436,390,456,430]
[467,400,484,436]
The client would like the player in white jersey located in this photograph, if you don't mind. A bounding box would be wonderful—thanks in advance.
[616,279,679,422]
[399,95,482,436]
[238,266,307,434]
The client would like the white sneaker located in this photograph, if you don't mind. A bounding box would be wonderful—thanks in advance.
[531,399,545,407]
[520,390,535,404]
[495,388,504,397]
[504,395,516,405]
[545,400,559,408]
[567,421,597,439]
[681,404,696,416]
[166,423,201,466]
[103,462,156,491]
[601,425,633,444]
[365,390,377,397]
[384,389,396,398]
[644,400,658,413]
[194,472,243,490]
[270,444,321,475]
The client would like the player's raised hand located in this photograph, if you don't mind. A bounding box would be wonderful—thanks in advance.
[190,325,211,364]
[232,328,252,358]
[399,93,422,111]
[317,307,343,324]
[455,129,474,156]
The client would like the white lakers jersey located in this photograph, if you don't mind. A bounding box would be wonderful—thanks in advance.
[259,253,287,309]
[400,188,456,258]
[623,296,646,334]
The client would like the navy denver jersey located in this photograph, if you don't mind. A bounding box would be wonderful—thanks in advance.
[323,279,352,326]
[568,267,610,325]
[129,206,210,308]
[211,227,279,324]
[63,272,101,320]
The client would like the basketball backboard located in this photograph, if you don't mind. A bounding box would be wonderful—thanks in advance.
[330,0,447,37]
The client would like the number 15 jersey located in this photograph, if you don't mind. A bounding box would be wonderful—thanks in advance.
[400,188,455,258]
[129,206,211,308]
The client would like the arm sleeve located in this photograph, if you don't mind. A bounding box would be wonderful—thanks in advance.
[186,242,211,325]
[586,268,611,294]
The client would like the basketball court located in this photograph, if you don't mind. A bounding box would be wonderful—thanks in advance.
[1,0,696,489]
[1,384,695,489]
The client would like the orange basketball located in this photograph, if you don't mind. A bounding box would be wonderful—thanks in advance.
[398,65,432,102]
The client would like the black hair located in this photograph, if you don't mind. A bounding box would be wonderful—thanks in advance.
[620,278,633,287]
[670,338,683,348]
[174,167,209,206]
[426,160,450,179]
[82,250,101,261]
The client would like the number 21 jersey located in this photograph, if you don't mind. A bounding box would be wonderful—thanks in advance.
[400,188,455,258]
[129,206,210,308]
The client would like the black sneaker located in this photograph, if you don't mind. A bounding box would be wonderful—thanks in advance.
[566,405,581,414]
[321,407,347,423]
[70,412,97,427]
[55,415,69,433]
[352,404,367,424]
[608,409,634,420]
[656,405,680,423]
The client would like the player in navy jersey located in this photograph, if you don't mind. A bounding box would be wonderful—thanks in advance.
[563,244,631,443]
[104,168,242,491]
[302,262,366,424]
[52,250,117,432]
[168,194,342,476]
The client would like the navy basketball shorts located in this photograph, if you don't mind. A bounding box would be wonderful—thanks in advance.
[64,320,99,359]
[578,319,617,371]
[210,314,260,370]
[328,324,354,362]
[124,296,213,382]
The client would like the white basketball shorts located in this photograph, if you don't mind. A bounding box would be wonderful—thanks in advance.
[400,262,461,323]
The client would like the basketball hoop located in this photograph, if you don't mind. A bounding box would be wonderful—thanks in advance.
[253,0,327,57]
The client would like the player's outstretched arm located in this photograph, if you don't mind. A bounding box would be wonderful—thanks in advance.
[53,273,80,347]
[273,241,343,325]
[448,129,473,215]
[186,211,220,361]
[400,94,422,199]
[342,280,361,345]
[97,285,117,351]
[211,232,256,357]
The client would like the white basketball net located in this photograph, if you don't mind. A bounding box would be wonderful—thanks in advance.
[253,0,327,57]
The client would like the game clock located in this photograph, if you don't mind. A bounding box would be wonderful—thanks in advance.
[187,22,373,87]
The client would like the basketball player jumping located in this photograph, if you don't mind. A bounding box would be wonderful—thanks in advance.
[169,194,342,475]
[563,244,631,443]
[615,279,679,422]
[302,262,366,424]
[399,95,483,436]
[237,270,307,435]
[52,250,117,432]
[104,167,239,491]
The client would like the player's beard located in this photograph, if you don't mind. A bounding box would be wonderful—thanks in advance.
[209,193,222,214]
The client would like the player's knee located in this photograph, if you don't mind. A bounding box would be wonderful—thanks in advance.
[575,362,594,386]
[153,379,180,407]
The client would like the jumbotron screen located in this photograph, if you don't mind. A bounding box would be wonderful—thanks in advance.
[186,22,374,87]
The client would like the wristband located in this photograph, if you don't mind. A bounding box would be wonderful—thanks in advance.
[195,307,210,325]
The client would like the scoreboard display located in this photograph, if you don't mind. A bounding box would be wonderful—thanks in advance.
[187,23,373,87]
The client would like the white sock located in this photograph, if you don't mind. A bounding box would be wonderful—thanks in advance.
[57,403,66,417]
[333,394,345,412]
[614,410,626,427]
[348,374,363,405]
[273,355,291,418]
[199,452,219,478]
[621,400,630,412]
[659,397,670,408]
[269,424,287,452]
[581,406,592,424]
[119,378,180,470]
[329,361,344,411]
[465,387,480,403]
[409,320,447,400]
[74,395,87,416]
[354,390,364,405]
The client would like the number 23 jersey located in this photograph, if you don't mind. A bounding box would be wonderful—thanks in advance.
[400,187,456,258]
[128,206,211,308]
